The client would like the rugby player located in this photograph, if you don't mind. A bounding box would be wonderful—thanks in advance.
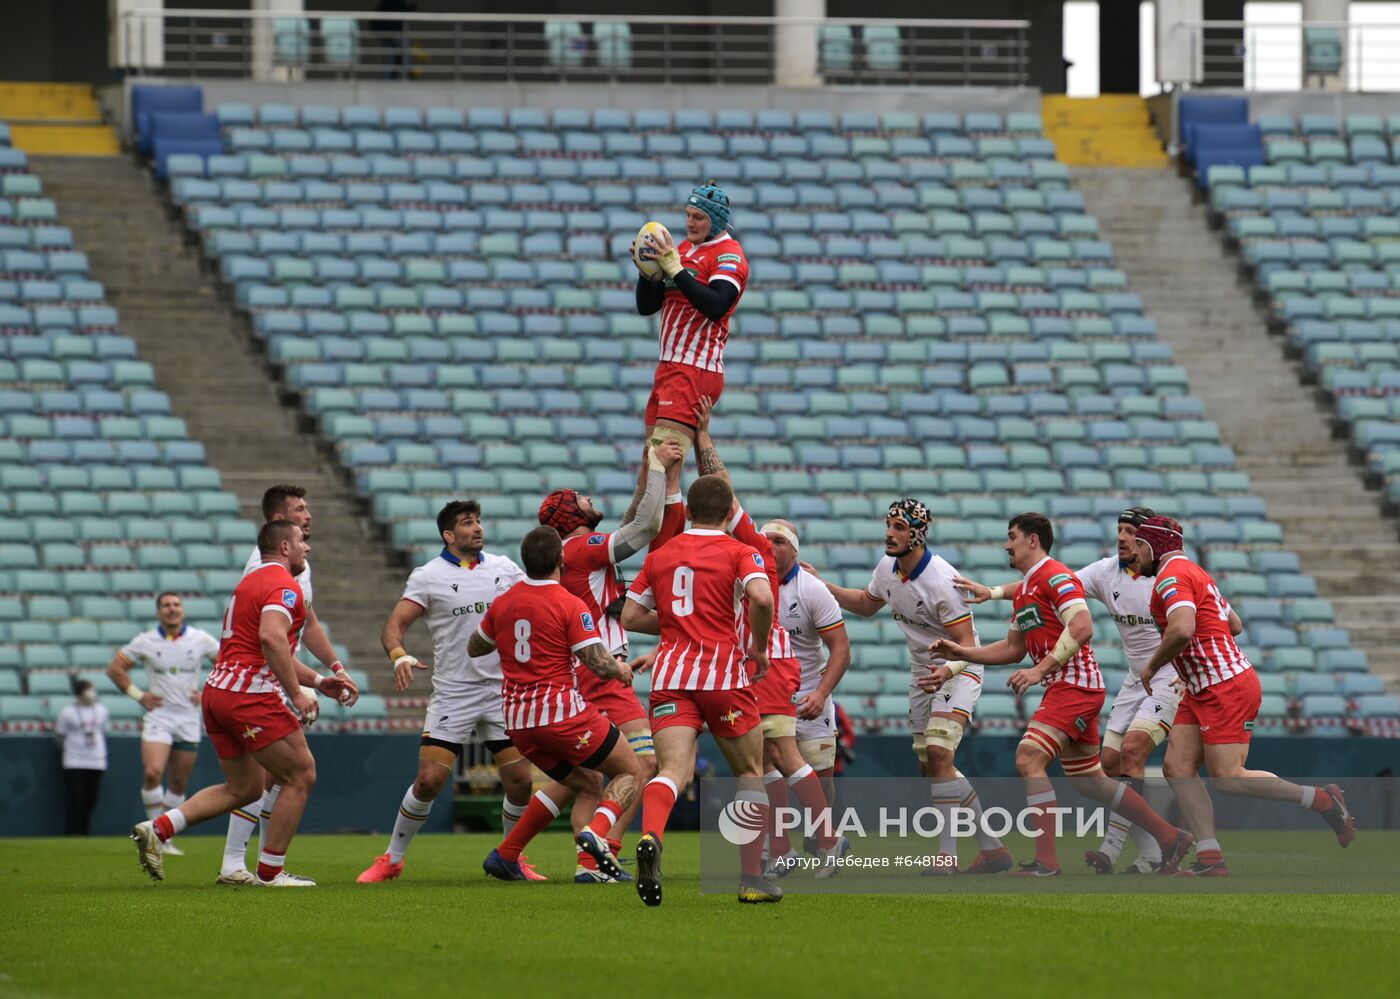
[220,484,359,885]
[1132,516,1354,876]
[539,439,682,882]
[356,501,537,884]
[932,513,1193,877]
[620,475,781,905]
[692,401,845,875]
[106,592,220,856]
[805,500,1011,874]
[473,527,644,883]
[631,182,747,484]
[765,519,851,847]
[955,507,1180,873]
[130,522,352,885]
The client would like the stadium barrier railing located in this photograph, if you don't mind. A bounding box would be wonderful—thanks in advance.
[113,9,1030,88]
[1167,18,1400,92]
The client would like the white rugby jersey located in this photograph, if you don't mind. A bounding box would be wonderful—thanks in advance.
[1076,556,1161,673]
[118,625,220,707]
[244,545,312,605]
[866,548,981,674]
[779,564,845,691]
[401,548,524,686]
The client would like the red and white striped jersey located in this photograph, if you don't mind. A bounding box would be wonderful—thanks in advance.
[729,508,794,660]
[627,529,768,691]
[478,578,603,730]
[207,563,306,695]
[658,232,748,373]
[560,531,627,655]
[1010,556,1104,691]
[1149,554,1252,695]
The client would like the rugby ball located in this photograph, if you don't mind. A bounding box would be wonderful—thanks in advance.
[634,220,670,280]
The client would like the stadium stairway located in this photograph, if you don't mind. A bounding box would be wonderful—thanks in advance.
[27,155,406,685]
[1075,166,1400,683]
[0,83,118,157]
[1041,96,1169,169]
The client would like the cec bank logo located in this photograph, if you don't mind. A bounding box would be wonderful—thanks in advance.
[717,798,767,845]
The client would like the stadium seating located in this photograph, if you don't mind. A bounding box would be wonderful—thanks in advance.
[1205,113,1400,520]
[0,126,385,734]
[123,95,1388,736]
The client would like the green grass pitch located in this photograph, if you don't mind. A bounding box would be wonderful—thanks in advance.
[3,832,1397,998]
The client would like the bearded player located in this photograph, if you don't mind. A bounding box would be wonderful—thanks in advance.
[805,500,1011,874]
[538,439,683,882]
[630,181,747,492]
[693,400,846,876]
[473,527,645,883]
[932,513,1193,877]
[1132,516,1354,876]
[129,522,353,885]
[620,475,780,906]
[219,483,359,885]
[356,500,536,884]
[955,506,1182,874]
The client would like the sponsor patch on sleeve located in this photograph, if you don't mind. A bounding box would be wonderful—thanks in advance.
[1154,576,1179,595]
[581,612,596,632]
[716,253,742,263]
[281,588,298,609]
[752,553,765,569]
[1048,573,1072,586]
[587,534,606,546]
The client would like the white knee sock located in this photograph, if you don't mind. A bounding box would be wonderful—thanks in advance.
[952,772,1004,851]
[222,804,259,875]
[141,786,165,823]
[502,796,526,838]
[221,785,280,875]
[928,779,962,862]
[1130,821,1162,862]
[387,786,434,864]
[1100,811,1130,861]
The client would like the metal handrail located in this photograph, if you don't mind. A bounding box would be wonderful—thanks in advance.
[119,9,1031,29]
[115,9,1031,88]
[1168,19,1400,91]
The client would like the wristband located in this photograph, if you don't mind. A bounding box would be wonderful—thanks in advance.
[945,661,968,676]
[329,660,345,674]
[388,646,407,662]
[126,685,146,703]
[987,586,1005,600]
[393,655,417,670]
[310,674,325,691]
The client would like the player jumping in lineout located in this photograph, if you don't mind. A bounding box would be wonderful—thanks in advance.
[631,181,747,505]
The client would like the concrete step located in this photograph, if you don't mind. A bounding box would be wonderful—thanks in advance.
[30,154,405,691]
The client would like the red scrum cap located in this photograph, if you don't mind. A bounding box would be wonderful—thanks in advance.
[538,489,602,536]
[1135,515,1185,561]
